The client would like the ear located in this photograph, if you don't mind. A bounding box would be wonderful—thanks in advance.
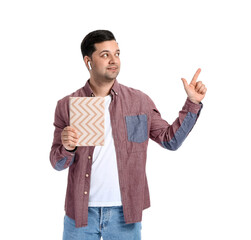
[84,56,91,70]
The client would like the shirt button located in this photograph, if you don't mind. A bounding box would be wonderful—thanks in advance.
[84,191,88,195]
[85,174,89,177]
[88,156,91,159]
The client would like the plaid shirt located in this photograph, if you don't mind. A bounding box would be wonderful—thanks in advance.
[50,79,203,227]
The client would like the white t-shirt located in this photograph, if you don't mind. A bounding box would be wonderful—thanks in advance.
[88,94,122,207]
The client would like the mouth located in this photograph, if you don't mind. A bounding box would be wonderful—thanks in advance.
[107,66,118,71]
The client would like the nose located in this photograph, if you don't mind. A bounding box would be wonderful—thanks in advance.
[109,56,115,64]
[109,55,117,65]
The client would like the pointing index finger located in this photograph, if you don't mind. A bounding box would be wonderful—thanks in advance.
[191,68,201,85]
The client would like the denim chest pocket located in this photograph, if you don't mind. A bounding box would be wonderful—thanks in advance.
[125,114,148,152]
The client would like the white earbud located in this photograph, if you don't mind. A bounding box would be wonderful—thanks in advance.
[88,61,92,70]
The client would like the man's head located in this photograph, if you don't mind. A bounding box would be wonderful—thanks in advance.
[81,30,120,83]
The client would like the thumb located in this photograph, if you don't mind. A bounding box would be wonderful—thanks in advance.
[181,78,189,89]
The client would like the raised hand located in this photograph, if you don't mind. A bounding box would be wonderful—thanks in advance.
[181,68,207,104]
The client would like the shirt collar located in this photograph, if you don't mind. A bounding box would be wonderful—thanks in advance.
[83,79,120,98]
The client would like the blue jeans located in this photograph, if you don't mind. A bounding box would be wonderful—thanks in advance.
[63,206,142,240]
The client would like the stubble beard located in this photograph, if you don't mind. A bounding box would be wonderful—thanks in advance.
[103,71,119,82]
[92,67,120,84]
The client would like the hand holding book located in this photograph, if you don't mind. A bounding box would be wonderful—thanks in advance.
[61,126,79,151]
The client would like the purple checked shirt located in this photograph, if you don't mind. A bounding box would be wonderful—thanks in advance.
[50,79,203,228]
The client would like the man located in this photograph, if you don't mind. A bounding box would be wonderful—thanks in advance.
[50,30,207,240]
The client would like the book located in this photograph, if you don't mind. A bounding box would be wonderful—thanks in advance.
[69,97,105,146]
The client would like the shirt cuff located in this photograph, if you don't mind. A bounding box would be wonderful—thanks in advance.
[62,146,77,156]
[183,98,203,114]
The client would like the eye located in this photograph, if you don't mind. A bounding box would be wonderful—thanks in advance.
[115,52,120,57]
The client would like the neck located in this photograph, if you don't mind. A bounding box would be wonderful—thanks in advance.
[89,77,115,97]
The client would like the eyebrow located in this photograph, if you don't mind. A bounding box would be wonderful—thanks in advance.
[99,49,120,54]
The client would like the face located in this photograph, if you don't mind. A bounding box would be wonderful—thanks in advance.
[88,40,120,82]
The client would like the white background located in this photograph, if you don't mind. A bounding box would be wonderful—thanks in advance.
[1,0,250,239]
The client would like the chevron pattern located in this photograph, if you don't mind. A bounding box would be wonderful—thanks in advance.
[69,97,105,146]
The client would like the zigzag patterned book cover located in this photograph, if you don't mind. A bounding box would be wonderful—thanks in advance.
[69,97,105,146]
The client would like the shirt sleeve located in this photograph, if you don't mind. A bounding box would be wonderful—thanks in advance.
[147,96,203,150]
[49,99,76,171]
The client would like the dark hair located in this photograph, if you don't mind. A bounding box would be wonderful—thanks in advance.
[80,30,116,59]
